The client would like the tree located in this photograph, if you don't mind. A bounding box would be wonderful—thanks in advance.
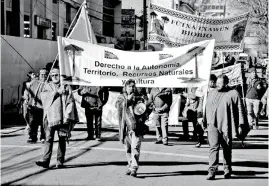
[227,0,268,44]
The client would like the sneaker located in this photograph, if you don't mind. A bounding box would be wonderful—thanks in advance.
[163,142,168,146]
[224,172,231,179]
[130,171,137,177]
[36,161,49,168]
[40,139,45,144]
[85,136,94,140]
[155,140,162,144]
[125,169,131,175]
[95,138,101,141]
[195,142,201,148]
[254,125,259,129]
[206,168,216,180]
[55,164,65,169]
[27,139,37,144]
[224,169,231,179]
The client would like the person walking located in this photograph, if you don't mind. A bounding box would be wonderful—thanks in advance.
[23,69,48,143]
[115,79,149,177]
[195,74,217,147]
[148,87,172,145]
[246,67,263,129]
[36,68,78,168]
[203,75,248,180]
[78,86,109,141]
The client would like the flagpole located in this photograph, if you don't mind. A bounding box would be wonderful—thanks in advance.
[45,1,85,82]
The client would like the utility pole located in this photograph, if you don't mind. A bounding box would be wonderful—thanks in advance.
[143,0,147,50]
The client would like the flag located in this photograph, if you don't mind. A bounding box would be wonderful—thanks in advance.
[67,1,97,44]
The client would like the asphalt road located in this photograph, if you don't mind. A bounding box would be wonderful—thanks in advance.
[1,119,268,186]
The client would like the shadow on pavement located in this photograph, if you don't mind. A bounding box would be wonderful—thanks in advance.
[1,141,105,186]
[136,170,268,179]
[232,141,269,149]
[233,161,269,168]
[60,161,208,169]
[1,133,24,138]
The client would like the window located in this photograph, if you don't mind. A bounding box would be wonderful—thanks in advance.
[1,0,4,34]
[52,22,57,40]
[37,26,45,39]
[216,5,219,9]
[175,4,179,10]
[24,15,31,37]
[212,5,216,9]
[66,3,71,24]
[63,28,68,37]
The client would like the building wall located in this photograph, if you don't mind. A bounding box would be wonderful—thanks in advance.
[1,35,57,106]
[114,3,121,38]
[89,0,103,35]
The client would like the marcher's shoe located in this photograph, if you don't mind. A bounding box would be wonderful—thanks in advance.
[206,168,216,180]
[40,139,45,144]
[224,172,231,179]
[85,136,94,140]
[195,142,201,148]
[224,169,231,179]
[27,139,37,143]
[95,138,101,141]
[55,164,65,169]
[163,142,168,146]
[130,171,137,177]
[125,169,131,175]
[36,161,49,168]
[155,140,162,144]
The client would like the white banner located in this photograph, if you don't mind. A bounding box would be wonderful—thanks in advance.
[149,4,249,51]
[211,63,242,86]
[57,37,215,88]
[73,91,181,127]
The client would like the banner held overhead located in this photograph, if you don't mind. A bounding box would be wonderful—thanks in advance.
[58,37,215,88]
[149,3,249,52]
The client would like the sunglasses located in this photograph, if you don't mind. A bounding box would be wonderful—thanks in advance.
[50,74,59,77]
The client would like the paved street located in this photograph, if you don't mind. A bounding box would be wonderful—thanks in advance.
[1,119,268,186]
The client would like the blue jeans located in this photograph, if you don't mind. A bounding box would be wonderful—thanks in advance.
[153,113,169,143]
[208,124,232,173]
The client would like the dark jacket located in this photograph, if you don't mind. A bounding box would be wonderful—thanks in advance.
[78,86,109,109]
[148,88,173,114]
[115,91,148,141]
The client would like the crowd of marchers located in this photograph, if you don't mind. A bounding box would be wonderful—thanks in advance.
[20,66,268,179]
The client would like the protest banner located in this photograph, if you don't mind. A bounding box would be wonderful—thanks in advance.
[211,63,242,86]
[57,37,215,88]
[149,3,249,52]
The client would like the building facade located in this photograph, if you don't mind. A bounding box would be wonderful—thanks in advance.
[198,0,226,17]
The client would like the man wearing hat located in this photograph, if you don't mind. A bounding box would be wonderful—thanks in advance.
[24,68,48,143]
[246,67,263,129]
[36,68,78,168]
